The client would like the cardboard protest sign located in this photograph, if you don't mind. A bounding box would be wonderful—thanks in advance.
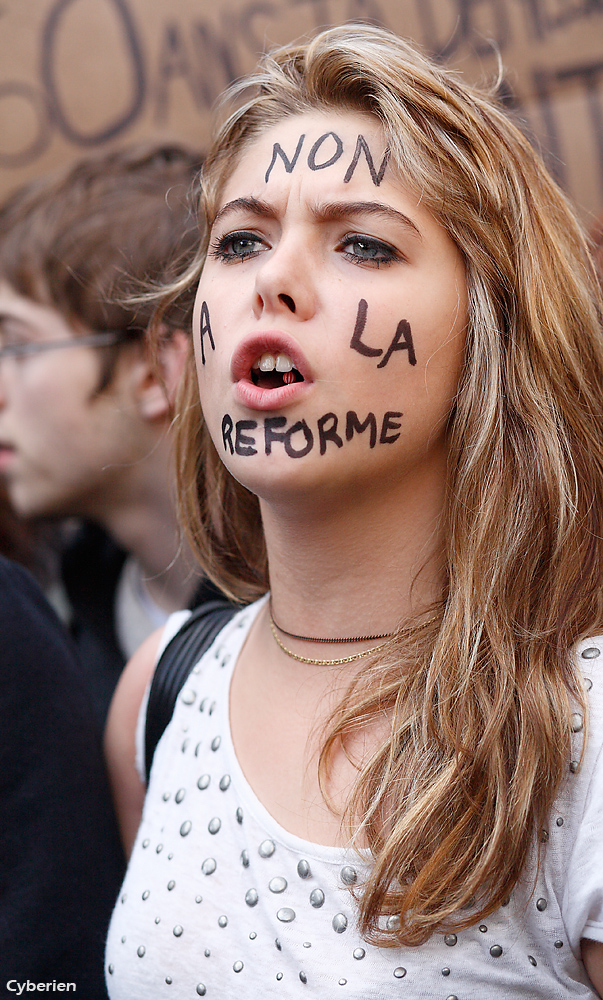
[1,0,602,223]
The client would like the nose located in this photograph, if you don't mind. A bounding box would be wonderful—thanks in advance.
[252,233,316,323]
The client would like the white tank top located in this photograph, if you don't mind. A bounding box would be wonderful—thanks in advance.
[105,597,603,998]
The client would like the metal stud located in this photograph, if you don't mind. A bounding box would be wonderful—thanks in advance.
[536,898,547,911]
[556,817,564,827]
[269,876,288,894]
[585,678,593,691]
[204,949,210,957]
[211,736,221,751]
[175,788,186,803]
[121,936,126,942]
[218,916,228,928]
[154,918,160,925]
[181,738,190,752]
[297,859,312,879]
[541,829,549,843]
[219,774,231,791]
[303,942,311,948]
[446,995,459,1000]
[142,839,150,848]
[554,940,563,949]
[332,913,348,933]
[299,972,307,984]
[275,939,282,951]
[200,697,209,711]
[121,893,127,903]
[168,853,173,860]
[570,761,580,774]
[249,932,257,940]
[393,968,406,979]
[340,866,357,886]
[386,915,400,931]
[277,907,296,922]
[108,965,114,975]
[195,896,202,904]
[245,889,259,907]
[202,858,216,875]
[259,839,276,858]
[353,948,366,960]
[142,890,150,900]
[180,820,192,837]
[490,945,503,957]
[194,743,202,756]
[236,807,244,824]
[167,880,175,891]
[196,985,206,996]
[339,979,347,986]
[479,924,487,932]
[173,925,183,937]
[197,774,210,790]
[181,688,196,704]
[208,817,221,835]
[165,977,172,985]
[162,792,171,802]
[442,968,450,976]
[276,973,283,981]
[581,647,600,659]
[528,955,537,966]
[156,844,163,854]
[571,713,584,732]
[137,946,146,957]
[241,850,250,868]
[444,934,457,947]
[208,701,216,715]
[233,961,243,972]
[310,888,325,908]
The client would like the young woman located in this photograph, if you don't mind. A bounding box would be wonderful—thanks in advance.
[105,25,603,998]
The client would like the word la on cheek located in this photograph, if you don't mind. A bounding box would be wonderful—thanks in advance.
[221,409,403,458]
[198,301,215,365]
[351,299,416,368]
[265,133,389,186]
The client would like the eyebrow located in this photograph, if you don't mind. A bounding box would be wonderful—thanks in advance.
[212,197,422,239]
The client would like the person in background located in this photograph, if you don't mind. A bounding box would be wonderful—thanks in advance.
[0,554,124,997]
[106,25,603,998]
[0,144,220,728]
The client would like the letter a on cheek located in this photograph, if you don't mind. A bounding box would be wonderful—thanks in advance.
[199,301,215,365]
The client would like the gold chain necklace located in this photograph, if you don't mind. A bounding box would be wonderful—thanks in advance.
[269,620,390,665]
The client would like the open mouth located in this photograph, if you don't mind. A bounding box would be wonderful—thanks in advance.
[251,352,305,389]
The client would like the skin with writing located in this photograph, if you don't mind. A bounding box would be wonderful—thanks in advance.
[221,409,404,458]
[193,110,467,507]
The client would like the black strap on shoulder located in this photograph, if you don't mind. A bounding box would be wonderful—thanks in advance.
[144,599,237,782]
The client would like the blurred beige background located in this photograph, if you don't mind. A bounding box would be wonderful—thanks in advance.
[1,0,602,224]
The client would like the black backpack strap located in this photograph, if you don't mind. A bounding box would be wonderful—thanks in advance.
[144,599,237,782]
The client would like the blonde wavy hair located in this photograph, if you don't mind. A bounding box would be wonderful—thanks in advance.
[164,25,603,945]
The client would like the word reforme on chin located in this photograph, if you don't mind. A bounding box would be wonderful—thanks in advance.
[265,132,389,186]
[222,409,403,458]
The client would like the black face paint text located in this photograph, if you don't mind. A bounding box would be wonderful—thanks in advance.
[265,132,389,186]
[221,409,403,458]
[350,299,416,368]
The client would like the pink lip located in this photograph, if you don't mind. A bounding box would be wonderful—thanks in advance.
[230,332,314,412]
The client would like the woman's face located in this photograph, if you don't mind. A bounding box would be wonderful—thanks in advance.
[194,111,467,506]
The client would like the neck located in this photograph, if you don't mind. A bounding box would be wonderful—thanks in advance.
[92,437,198,614]
[261,462,447,642]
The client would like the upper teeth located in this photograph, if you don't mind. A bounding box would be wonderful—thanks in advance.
[253,352,294,373]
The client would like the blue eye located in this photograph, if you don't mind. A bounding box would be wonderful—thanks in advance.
[340,235,399,266]
[209,230,267,262]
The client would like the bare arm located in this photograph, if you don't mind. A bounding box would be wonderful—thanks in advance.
[582,939,603,996]
[104,629,163,858]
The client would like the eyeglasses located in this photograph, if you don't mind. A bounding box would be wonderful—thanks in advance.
[0,330,131,361]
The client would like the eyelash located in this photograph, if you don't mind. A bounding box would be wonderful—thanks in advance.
[208,231,265,263]
[208,230,402,267]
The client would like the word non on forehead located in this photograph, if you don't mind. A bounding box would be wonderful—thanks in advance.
[222,409,403,459]
[351,299,416,368]
[265,133,389,186]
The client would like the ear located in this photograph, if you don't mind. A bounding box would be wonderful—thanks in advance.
[135,328,190,423]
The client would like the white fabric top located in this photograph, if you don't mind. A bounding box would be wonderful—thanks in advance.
[106,597,603,998]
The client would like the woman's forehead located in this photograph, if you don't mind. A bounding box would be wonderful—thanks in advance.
[220,111,389,204]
